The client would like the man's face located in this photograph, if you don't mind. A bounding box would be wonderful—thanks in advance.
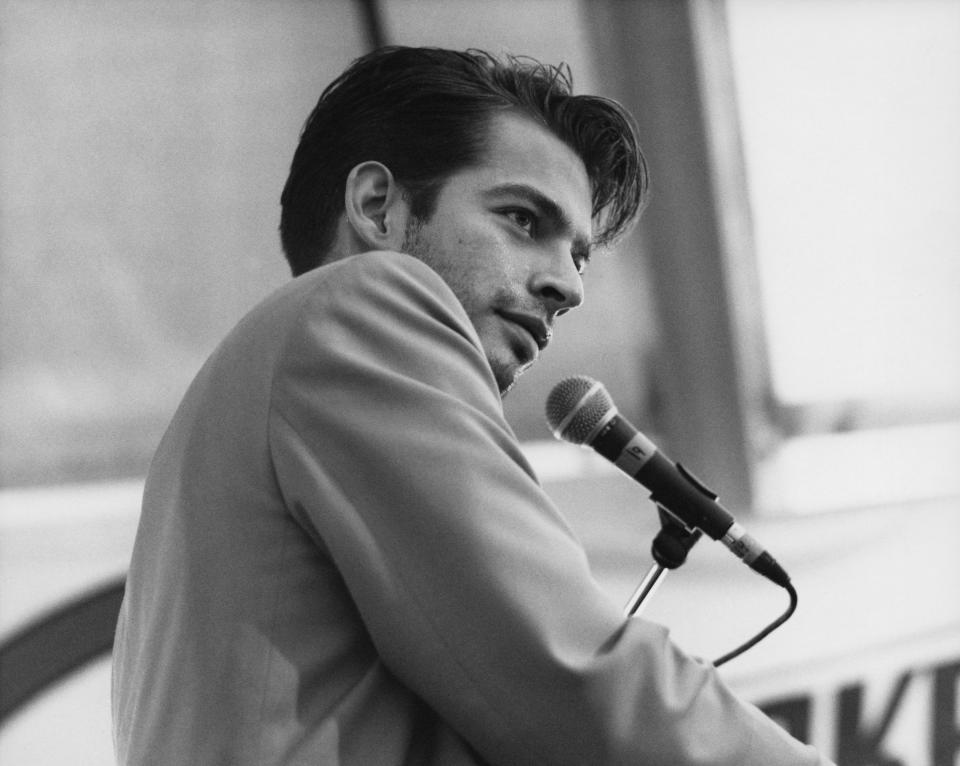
[402,110,593,396]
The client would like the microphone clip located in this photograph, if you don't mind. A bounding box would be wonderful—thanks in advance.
[651,505,703,570]
[623,504,703,619]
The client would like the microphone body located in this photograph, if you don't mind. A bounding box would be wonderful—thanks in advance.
[589,413,733,538]
[547,377,790,587]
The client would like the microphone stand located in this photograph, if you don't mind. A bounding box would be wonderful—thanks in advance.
[624,506,702,617]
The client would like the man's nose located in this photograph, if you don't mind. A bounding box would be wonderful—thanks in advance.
[529,252,584,316]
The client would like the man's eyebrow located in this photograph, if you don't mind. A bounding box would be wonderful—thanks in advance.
[485,183,594,258]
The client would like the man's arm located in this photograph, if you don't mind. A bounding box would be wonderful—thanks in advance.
[267,250,832,765]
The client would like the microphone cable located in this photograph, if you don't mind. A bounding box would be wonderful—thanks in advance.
[712,580,798,667]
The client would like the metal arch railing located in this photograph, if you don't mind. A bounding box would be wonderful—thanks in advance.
[0,577,125,723]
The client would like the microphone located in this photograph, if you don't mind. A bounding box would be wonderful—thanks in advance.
[546,376,790,588]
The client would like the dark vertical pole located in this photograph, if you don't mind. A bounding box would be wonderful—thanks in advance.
[582,0,762,511]
[356,0,389,51]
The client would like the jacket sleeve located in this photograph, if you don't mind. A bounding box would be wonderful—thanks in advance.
[267,251,832,766]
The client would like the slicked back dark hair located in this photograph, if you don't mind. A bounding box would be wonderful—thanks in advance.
[280,46,648,276]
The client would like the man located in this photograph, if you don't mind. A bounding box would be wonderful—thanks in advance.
[113,47,833,764]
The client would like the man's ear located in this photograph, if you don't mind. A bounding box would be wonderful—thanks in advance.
[343,161,410,251]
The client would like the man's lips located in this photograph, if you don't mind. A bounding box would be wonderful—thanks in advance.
[499,311,552,351]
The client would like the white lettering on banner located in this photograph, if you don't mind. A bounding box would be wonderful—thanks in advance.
[758,657,960,766]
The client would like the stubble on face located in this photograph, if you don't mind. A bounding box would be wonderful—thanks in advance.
[401,216,525,396]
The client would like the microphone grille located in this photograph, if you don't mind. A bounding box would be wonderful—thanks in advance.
[545,375,615,445]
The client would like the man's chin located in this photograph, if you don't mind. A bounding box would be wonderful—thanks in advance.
[494,361,534,398]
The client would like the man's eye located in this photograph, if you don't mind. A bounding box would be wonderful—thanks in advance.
[506,209,536,235]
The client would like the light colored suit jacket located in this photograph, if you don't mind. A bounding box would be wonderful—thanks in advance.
[113,250,831,765]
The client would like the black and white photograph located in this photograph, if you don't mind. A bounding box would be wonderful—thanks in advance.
[0,1,957,763]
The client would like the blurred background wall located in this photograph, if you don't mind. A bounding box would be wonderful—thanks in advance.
[0,1,957,763]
